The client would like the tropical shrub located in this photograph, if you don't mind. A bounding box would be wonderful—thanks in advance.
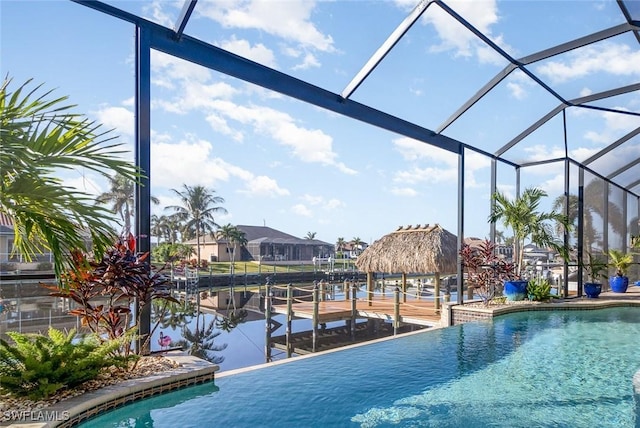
[608,249,633,277]
[43,236,178,355]
[0,328,135,400]
[583,252,608,283]
[460,239,517,305]
[151,242,192,265]
[527,277,555,301]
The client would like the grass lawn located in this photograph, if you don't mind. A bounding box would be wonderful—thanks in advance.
[179,259,358,275]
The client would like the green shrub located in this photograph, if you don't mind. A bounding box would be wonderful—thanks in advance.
[527,277,556,302]
[0,327,136,400]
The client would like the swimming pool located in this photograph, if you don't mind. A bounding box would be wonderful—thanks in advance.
[79,307,640,427]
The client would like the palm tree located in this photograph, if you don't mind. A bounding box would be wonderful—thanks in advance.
[0,77,139,277]
[305,231,316,240]
[165,184,227,267]
[96,173,159,235]
[553,183,625,256]
[150,214,164,244]
[336,237,346,257]
[216,224,247,273]
[351,237,363,257]
[489,187,569,276]
[162,214,182,244]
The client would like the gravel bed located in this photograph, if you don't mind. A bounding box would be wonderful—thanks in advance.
[0,356,180,423]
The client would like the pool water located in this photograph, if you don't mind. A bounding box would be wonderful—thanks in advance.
[80,308,640,427]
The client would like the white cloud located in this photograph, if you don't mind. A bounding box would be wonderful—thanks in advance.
[197,0,336,53]
[142,0,176,27]
[239,175,290,197]
[393,137,458,166]
[219,36,277,68]
[152,136,289,198]
[291,203,313,217]
[394,166,457,185]
[391,187,418,197]
[325,198,344,210]
[151,53,354,174]
[583,109,640,144]
[507,81,526,100]
[302,194,324,205]
[210,101,356,173]
[151,51,212,90]
[205,113,245,142]
[93,106,134,136]
[522,144,567,162]
[420,0,513,66]
[391,137,488,188]
[292,53,321,70]
[536,42,640,84]
[299,195,345,210]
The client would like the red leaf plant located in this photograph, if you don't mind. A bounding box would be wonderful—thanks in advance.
[459,239,518,305]
[42,236,179,355]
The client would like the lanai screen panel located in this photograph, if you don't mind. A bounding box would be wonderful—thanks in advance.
[608,184,626,251]
[583,171,605,254]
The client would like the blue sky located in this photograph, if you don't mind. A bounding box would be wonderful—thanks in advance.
[2,1,639,247]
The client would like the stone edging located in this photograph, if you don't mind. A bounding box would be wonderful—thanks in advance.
[5,352,219,428]
[448,299,640,325]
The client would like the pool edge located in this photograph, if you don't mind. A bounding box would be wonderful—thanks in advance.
[4,352,219,428]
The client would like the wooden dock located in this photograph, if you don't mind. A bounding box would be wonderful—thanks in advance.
[264,283,446,360]
[271,297,442,327]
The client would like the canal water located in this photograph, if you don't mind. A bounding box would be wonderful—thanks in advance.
[0,279,446,372]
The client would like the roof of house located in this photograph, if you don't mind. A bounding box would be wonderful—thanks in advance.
[0,213,13,234]
[236,225,332,246]
[184,225,333,247]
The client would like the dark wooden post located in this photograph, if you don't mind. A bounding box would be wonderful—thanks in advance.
[286,283,293,358]
[312,284,319,353]
[264,283,272,362]
[402,273,407,302]
[394,287,400,335]
[434,273,441,310]
[350,283,357,341]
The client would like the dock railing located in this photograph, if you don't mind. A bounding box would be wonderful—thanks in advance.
[266,281,443,357]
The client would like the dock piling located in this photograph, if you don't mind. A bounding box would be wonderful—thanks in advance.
[393,287,400,335]
[312,284,319,353]
[286,283,293,358]
[265,283,272,362]
[350,283,357,341]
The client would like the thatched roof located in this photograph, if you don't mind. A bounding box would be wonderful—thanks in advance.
[355,224,458,274]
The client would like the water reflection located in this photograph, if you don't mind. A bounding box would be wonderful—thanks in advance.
[1,279,445,372]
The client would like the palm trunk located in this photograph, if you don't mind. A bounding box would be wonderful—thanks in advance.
[196,220,201,267]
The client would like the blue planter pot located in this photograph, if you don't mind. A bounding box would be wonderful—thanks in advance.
[504,280,528,301]
[584,282,602,298]
[610,276,629,293]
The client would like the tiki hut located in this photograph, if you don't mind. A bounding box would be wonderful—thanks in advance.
[356,224,458,309]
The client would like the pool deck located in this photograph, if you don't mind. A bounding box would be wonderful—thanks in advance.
[448,284,640,325]
[2,352,219,428]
